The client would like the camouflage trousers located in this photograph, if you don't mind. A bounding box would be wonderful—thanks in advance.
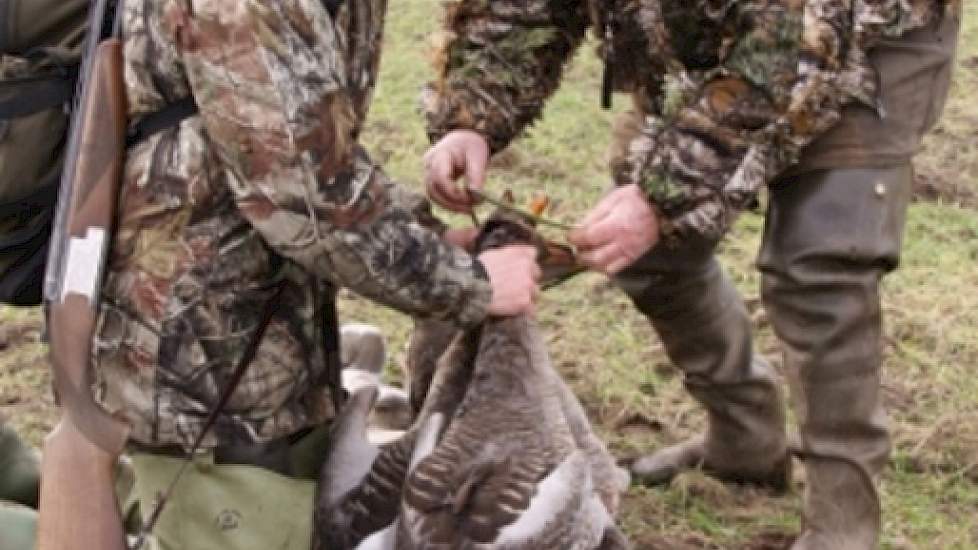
[130,424,330,550]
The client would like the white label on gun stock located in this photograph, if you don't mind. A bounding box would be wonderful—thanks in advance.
[61,227,106,302]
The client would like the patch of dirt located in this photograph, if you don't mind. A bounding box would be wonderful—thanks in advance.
[913,172,978,209]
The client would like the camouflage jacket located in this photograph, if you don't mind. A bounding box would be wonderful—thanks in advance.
[424,0,958,244]
[95,0,491,450]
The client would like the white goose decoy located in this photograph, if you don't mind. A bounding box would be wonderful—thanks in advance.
[396,210,630,550]
[341,323,414,440]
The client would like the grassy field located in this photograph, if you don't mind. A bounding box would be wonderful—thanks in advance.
[3,2,977,548]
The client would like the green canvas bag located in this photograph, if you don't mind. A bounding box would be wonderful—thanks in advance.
[0,0,87,305]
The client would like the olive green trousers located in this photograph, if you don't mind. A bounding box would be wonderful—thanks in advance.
[131,453,316,550]
[130,425,330,550]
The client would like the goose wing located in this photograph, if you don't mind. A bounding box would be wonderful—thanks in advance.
[398,439,556,549]
[398,438,610,550]
[399,447,611,550]
[314,386,417,550]
[404,319,459,414]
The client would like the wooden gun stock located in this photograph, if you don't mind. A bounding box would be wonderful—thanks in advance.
[36,418,128,550]
[46,33,130,459]
[37,37,130,550]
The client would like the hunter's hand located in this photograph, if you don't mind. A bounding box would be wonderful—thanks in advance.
[568,184,660,275]
[479,245,542,316]
[424,130,490,213]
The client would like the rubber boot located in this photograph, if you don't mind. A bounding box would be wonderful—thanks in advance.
[0,420,40,508]
[617,237,789,490]
[759,166,913,550]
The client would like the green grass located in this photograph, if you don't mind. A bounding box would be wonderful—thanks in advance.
[3,2,978,548]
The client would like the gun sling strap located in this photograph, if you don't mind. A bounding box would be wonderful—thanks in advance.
[0,70,79,120]
[2,0,344,126]
[126,96,198,146]
[0,75,198,144]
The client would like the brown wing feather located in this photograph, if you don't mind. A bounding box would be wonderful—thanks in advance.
[314,430,416,550]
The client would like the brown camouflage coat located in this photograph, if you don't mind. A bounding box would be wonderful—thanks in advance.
[95,0,491,450]
[424,0,960,244]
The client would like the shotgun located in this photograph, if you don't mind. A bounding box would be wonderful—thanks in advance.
[37,0,130,548]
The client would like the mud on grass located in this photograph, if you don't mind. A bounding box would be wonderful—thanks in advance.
[3,1,978,549]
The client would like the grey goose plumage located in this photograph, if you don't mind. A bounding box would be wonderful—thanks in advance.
[315,209,629,549]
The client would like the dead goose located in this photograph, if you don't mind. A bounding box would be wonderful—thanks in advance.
[397,317,628,550]
[317,201,628,549]
[401,194,582,420]
[397,208,630,549]
[314,326,483,550]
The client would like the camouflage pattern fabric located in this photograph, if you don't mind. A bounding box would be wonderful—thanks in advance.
[424,0,958,245]
[96,0,491,450]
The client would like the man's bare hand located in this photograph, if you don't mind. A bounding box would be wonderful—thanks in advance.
[424,130,490,213]
[568,184,660,275]
[478,245,542,316]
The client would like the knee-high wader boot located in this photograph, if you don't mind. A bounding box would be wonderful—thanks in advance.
[759,165,912,550]
[618,238,790,489]
[759,10,959,545]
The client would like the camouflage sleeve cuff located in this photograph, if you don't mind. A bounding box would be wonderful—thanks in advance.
[422,82,521,155]
[422,0,589,155]
[380,188,493,326]
[413,241,491,328]
[337,208,493,328]
[638,171,745,248]
[612,141,748,248]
